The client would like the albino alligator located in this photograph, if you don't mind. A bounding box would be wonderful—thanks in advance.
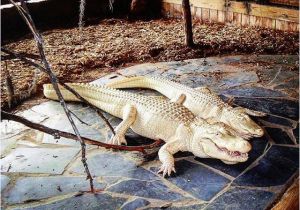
[106,76,266,139]
[44,83,251,177]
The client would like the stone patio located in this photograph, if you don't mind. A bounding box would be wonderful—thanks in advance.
[1,55,299,210]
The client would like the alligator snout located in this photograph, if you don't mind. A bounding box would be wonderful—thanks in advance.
[254,128,264,137]
[238,141,252,153]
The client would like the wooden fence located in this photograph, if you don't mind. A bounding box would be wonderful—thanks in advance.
[162,0,299,31]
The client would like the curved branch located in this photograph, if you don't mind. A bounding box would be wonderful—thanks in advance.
[1,111,163,153]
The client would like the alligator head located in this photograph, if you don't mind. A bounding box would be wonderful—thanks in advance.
[189,120,252,164]
[221,107,265,139]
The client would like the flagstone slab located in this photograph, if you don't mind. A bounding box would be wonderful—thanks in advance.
[233,97,299,120]
[220,87,287,97]
[3,176,106,204]
[1,175,10,192]
[121,198,150,210]
[259,115,297,129]
[265,127,295,145]
[150,160,230,201]
[147,203,207,210]
[108,179,186,201]
[31,101,85,118]
[205,187,275,210]
[41,113,105,146]
[18,109,49,123]
[1,148,80,174]
[233,145,299,187]
[69,151,159,181]
[1,136,18,156]
[0,121,27,140]
[1,109,48,140]
[177,71,258,91]
[258,66,297,86]
[18,193,127,210]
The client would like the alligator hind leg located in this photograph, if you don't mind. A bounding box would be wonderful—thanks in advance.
[194,86,212,94]
[108,104,137,145]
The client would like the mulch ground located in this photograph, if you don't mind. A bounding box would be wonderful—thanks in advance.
[1,18,298,109]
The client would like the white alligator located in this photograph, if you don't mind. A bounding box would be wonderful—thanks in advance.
[107,76,266,139]
[44,83,251,177]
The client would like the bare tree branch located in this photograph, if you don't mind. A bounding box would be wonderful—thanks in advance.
[79,0,86,34]
[3,61,15,108]
[9,0,94,191]
[1,111,163,153]
[182,0,194,47]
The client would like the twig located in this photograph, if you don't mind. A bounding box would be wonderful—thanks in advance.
[3,61,15,108]
[69,110,90,126]
[267,66,282,86]
[182,0,194,47]
[1,47,115,135]
[226,96,235,106]
[1,111,163,153]
[79,0,86,34]
[9,0,94,191]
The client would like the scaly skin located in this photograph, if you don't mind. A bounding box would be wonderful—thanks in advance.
[107,76,266,139]
[44,83,251,177]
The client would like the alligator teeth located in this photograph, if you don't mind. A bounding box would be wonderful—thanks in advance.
[217,146,247,157]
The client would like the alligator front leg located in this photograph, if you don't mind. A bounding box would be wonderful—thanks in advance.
[108,104,137,145]
[158,140,185,177]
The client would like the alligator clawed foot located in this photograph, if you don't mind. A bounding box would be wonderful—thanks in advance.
[158,163,176,178]
[108,134,127,145]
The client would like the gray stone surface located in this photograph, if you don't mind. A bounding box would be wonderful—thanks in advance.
[1,55,298,210]
[1,136,18,156]
[150,160,230,201]
[147,203,207,210]
[0,120,27,140]
[3,176,106,204]
[205,187,275,210]
[121,198,150,210]
[1,175,10,192]
[18,193,127,210]
[19,109,48,123]
[69,151,159,180]
[108,179,186,201]
[41,113,105,146]
[1,147,80,174]
[31,101,84,117]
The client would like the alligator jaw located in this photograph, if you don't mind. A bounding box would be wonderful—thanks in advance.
[214,143,249,162]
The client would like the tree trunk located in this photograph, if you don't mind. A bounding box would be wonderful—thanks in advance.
[182,0,194,47]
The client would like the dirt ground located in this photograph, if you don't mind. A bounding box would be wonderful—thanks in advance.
[1,18,299,109]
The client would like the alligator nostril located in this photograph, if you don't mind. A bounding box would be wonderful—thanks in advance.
[245,141,252,152]
[239,141,252,152]
[256,128,264,136]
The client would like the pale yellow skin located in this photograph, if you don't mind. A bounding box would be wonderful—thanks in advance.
[107,76,266,139]
[43,83,251,177]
